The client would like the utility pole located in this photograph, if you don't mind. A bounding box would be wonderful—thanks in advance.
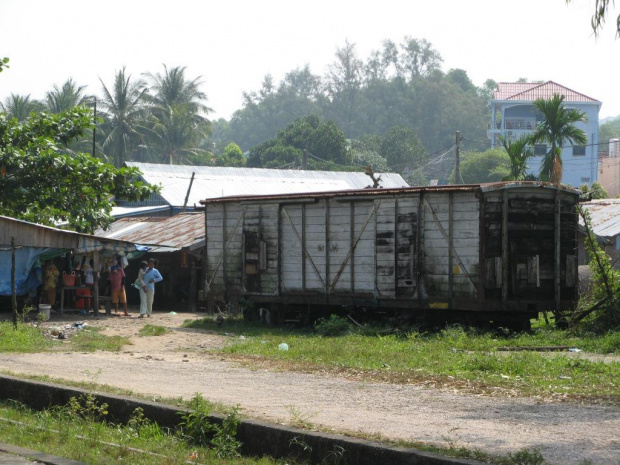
[302,149,308,170]
[455,131,463,184]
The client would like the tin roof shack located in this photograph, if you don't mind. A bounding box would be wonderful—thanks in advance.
[94,213,205,311]
[118,163,408,215]
[578,199,620,267]
[199,182,580,328]
[0,215,139,314]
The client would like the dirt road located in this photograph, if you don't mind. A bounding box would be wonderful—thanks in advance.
[1,311,618,464]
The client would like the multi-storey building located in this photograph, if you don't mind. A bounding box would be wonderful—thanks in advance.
[488,81,601,187]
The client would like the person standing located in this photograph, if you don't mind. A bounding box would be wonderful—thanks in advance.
[42,260,59,308]
[136,261,149,318]
[108,262,129,316]
[142,258,163,317]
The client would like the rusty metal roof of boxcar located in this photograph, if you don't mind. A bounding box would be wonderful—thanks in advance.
[94,213,204,250]
[580,199,620,238]
[126,162,408,207]
[200,181,579,204]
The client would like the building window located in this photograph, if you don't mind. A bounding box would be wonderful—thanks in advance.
[573,145,586,156]
[534,145,547,156]
[581,177,590,183]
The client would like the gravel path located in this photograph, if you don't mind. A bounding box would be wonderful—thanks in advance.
[1,312,618,464]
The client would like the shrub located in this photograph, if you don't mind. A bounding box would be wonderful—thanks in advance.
[314,315,352,336]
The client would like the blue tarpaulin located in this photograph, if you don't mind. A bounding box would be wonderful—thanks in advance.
[0,247,49,296]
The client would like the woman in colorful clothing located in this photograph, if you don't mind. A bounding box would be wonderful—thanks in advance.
[42,260,59,308]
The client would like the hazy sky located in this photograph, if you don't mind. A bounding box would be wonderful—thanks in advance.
[1,0,618,121]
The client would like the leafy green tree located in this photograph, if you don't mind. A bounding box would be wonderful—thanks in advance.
[143,65,212,164]
[0,57,8,73]
[0,94,44,122]
[324,40,363,133]
[216,143,246,167]
[599,117,620,155]
[45,78,88,113]
[98,67,148,167]
[531,94,588,183]
[248,115,351,169]
[247,139,300,168]
[499,134,533,181]
[0,107,157,232]
[350,135,389,172]
[580,181,609,199]
[451,148,510,184]
[379,126,426,169]
[400,37,443,80]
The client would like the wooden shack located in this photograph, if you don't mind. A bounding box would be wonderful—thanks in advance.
[200,183,580,328]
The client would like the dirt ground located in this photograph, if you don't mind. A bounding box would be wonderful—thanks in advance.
[1,310,619,465]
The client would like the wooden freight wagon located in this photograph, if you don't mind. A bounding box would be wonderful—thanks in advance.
[200,182,580,328]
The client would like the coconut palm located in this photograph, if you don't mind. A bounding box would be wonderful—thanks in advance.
[0,94,44,121]
[45,78,88,113]
[98,68,148,166]
[499,134,533,181]
[142,65,212,164]
[530,94,587,184]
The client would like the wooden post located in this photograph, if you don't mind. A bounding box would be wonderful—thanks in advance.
[350,201,355,293]
[448,193,454,308]
[325,199,330,300]
[502,190,509,309]
[554,192,561,311]
[11,236,17,329]
[93,250,100,317]
[302,203,306,292]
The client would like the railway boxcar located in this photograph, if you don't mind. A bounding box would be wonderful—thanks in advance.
[200,182,580,328]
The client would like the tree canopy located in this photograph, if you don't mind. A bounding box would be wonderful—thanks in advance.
[450,148,510,184]
[248,115,351,169]
[0,107,157,232]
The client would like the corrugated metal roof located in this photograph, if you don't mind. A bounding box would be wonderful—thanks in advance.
[0,215,138,253]
[111,205,170,218]
[95,213,204,249]
[126,163,408,208]
[493,81,600,103]
[580,199,620,238]
[201,181,579,205]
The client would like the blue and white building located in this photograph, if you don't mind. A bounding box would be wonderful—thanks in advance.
[489,81,601,187]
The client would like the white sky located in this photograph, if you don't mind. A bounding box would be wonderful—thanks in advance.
[0,0,618,121]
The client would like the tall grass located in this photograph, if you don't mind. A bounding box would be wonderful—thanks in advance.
[0,399,288,465]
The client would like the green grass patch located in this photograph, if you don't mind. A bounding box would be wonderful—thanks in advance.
[184,317,620,401]
[0,399,289,465]
[70,328,130,352]
[0,321,52,352]
[138,324,170,337]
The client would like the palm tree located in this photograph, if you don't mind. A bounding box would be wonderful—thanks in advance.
[499,134,533,181]
[98,68,148,166]
[530,94,587,184]
[45,78,88,113]
[0,94,44,121]
[142,65,212,164]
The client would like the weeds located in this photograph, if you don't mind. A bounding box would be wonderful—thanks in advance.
[68,393,109,422]
[138,324,170,337]
[314,315,352,336]
[508,447,545,465]
[177,393,242,458]
[286,405,316,429]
